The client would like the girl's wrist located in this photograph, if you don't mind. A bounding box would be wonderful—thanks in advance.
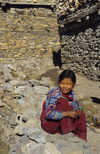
[63,111,69,117]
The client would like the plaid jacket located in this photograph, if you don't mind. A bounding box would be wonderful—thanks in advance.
[45,86,80,120]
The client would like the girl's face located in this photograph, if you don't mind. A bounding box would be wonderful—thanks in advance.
[59,78,75,94]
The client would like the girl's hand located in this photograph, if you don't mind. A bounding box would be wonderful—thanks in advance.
[63,110,77,119]
[63,110,82,119]
[76,109,82,116]
[68,110,78,119]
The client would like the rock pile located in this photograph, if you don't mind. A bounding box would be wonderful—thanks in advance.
[0,72,91,154]
[58,0,97,16]
[60,24,100,81]
[0,60,100,154]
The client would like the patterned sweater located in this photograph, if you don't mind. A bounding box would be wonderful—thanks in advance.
[44,86,81,120]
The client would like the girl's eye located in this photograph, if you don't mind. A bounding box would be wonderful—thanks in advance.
[61,82,64,84]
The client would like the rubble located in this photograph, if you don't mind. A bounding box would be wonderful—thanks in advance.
[0,62,100,154]
[58,0,98,17]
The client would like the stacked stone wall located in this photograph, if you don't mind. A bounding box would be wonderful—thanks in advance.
[59,10,100,81]
[0,0,100,81]
[0,3,60,59]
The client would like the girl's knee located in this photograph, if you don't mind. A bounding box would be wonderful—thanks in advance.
[56,98,68,105]
[56,98,71,111]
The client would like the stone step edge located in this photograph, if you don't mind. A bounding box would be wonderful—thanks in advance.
[0,1,56,7]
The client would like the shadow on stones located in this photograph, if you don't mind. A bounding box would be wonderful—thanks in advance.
[40,68,60,86]
[1,3,53,13]
[53,50,62,68]
[91,97,100,104]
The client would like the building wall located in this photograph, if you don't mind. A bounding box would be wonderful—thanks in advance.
[59,11,100,81]
[0,1,100,81]
[0,2,60,59]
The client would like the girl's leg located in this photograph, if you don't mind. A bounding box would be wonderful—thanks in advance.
[42,119,61,134]
[56,98,74,134]
[73,111,87,141]
[40,101,61,134]
[41,98,74,134]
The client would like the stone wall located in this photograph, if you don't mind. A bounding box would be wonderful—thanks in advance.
[60,23,100,81]
[58,1,100,81]
[0,1,60,59]
[0,0,100,81]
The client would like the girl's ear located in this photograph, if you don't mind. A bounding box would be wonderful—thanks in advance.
[73,83,76,88]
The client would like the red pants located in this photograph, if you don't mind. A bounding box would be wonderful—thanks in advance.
[40,98,87,141]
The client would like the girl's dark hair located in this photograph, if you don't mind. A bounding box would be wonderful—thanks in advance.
[58,70,76,84]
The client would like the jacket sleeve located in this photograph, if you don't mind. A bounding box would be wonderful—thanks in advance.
[45,97,63,120]
[72,93,81,110]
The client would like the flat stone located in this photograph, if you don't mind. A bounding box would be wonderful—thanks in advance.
[15,124,26,135]
[7,64,17,72]
[60,132,80,143]
[21,141,44,154]
[96,32,100,37]
[43,142,61,154]
[0,43,7,49]
[3,65,14,82]
[0,110,5,117]
[2,84,14,92]
[28,79,41,86]
[21,108,37,120]
[71,150,84,154]
[14,86,26,94]
[0,100,4,107]
[21,86,35,97]
[18,135,29,143]
[94,128,100,134]
[18,98,26,105]
[36,110,42,119]
[29,131,46,143]
[33,86,49,95]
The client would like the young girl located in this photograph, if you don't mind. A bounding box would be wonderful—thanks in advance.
[40,70,87,141]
